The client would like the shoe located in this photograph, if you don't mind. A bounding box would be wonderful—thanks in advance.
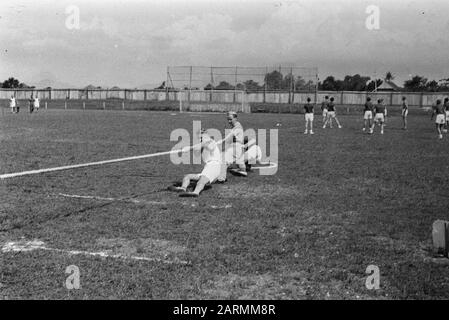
[167,186,186,192]
[439,134,443,139]
[310,131,314,135]
[179,192,199,198]
[322,125,326,129]
[216,179,227,184]
[362,128,366,132]
[230,169,247,177]
[381,131,384,135]
[338,125,342,129]
[304,131,308,134]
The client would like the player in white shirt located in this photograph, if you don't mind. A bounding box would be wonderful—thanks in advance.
[9,95,17,113]
[34,95,40,112]
[217,111,247,182]
[169,130,222,197]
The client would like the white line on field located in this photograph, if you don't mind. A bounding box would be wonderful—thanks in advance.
[1,240,190,265]
[57,193,167,205]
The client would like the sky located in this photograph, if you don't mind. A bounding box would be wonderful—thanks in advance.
[1,0,449,88]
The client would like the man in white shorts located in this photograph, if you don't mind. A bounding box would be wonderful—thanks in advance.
[431,99,445,139]
[304,97,314,134]
[363,97,374,134]
[217,111,246,182]
[401,96,408,130]
[443,97,449,132]
[323,97,342,129]
[9,95,17,113]
[373,99,387,134]
[321,96,329,124]
[237,136,262,172]
[169,130,222,197]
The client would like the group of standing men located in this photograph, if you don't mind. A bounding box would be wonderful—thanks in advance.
[9,95,40,114]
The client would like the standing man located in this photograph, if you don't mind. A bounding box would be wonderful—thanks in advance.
[321,96,329,124]
[28,94,34,113]
[374,99,387,134]
[34,94,40,112]
[304,97,314,134]
[401,96,408,130]
[443,97,449,133]
[217,111,246,182]
[431,99,445,139]
[363,97,374,134]
[9,95,16,113]
[323,97,342,129]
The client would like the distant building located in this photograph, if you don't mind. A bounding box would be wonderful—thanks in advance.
[375,80,401,92]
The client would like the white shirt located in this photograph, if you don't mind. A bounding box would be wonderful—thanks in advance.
[34,98,39,107]
[228,121,244,145]
[201,139,221,163]
[10,98,16,107]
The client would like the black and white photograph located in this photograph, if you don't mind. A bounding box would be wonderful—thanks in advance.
[1,0,449,305]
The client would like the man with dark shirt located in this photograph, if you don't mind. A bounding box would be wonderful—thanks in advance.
[321,96,329,124]
[443,97,449,132]
[374,99,387,134]
[304,97,314,134]
[431,99,445,139]
[323,97,342,129]
[402,96,408,130]
[363,97,374,134]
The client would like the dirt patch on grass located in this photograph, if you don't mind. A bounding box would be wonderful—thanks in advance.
[95,237,188,262]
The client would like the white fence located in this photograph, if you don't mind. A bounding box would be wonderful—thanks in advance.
[1,89,448,107]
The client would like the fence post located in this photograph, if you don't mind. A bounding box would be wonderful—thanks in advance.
[83,102,85,110]
[65,101,67,109]
[420,92,424,108]
[45,102,48,109]
[103,101,106,110]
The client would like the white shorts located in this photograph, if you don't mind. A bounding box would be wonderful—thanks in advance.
[374,113,385,123]
[327,111,336,118]
[305,113,314,122]
[224,143,244,165]
[197,161,221,183]
[244,145,262,165]
[322,109,328,117]
[364,111,373,120]
[402,109,408,117]
[445,111,449,119]
[436,114,445,125]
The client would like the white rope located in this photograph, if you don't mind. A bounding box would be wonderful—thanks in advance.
[0,134,234,180]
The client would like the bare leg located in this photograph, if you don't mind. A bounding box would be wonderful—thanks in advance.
[334,116,342,128]
[192,176,210,195]
[181,174,199,190]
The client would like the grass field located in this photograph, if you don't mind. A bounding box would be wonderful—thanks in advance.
[1,108,449,300]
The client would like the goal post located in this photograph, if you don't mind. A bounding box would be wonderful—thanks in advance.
[177,89,249,113]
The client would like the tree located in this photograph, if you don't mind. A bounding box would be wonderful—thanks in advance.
[403,75,428,92]
[366,79,383,91]
[264,70,283,90]
[342,74,371,91]
[385,71,394,81]
[215,81,234,90]
[425,80,439,92]
[320,76,343,91]
[2,77,21,88]
[243,80,263,91]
